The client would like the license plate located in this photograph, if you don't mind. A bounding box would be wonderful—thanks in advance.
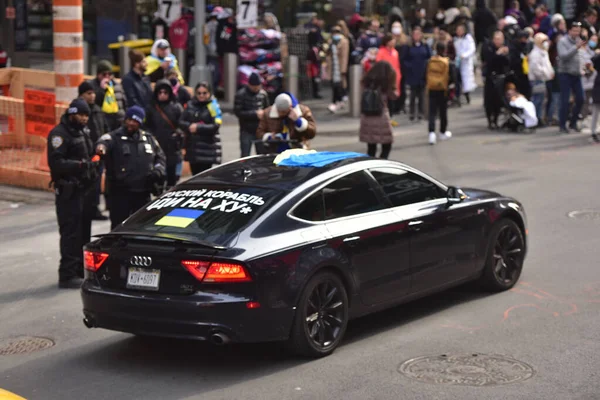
[126,267,160,291]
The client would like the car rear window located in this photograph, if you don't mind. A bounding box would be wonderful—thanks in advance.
[121,186,281,245]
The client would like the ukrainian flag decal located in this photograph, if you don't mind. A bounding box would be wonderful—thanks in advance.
[155,209,204,228]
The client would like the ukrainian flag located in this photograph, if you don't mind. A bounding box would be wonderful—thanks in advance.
[155,209,204,228]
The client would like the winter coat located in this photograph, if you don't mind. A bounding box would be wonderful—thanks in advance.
[580,46,597,91]
[179,97,223,165]
[145,80,184,166]
[87,102,109,143]
[557,35,581,76]
[122,70,153,109]
[97,126,166,193]
[532,13,552,35]
[359,88,395,145]
[401,42,431,87]
[326,36,350,87]
[357,31,384,54]
[256,93,316,144]
[91,77,127,131]
[47,114,95,187]
[472,0,497,44]
[375,46,402,95]
[482,43,511,114]
[591,54,600,103]
[234,86,270,137]
[528,46,554,83]
[454,33,477,93]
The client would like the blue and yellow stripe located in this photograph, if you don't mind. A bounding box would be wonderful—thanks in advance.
[155,209,204,228]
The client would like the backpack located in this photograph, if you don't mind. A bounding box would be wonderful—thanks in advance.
[361,86,383,116]
[426,56,450,92]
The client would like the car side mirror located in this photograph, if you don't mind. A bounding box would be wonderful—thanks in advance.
[447,186,466,206]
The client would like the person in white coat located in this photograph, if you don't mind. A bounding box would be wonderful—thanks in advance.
[579,33,598,120]
[528,33,554,126]
[454,24,477,105]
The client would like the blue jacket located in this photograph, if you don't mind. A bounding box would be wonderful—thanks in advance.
[122,70,153,109]
[401,42,432,87]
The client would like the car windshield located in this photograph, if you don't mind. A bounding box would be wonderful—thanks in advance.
[119,185,282,245]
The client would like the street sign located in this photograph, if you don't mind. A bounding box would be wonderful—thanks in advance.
[236,0,258,29]
[157,0,182,25]
[24,89,56,138]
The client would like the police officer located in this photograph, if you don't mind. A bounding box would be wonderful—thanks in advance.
[48,98,99,289]
[96,106,166,229]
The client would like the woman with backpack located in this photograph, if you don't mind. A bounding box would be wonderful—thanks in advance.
[359,61,398,159]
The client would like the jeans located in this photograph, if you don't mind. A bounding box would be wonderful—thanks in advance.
[531,92,545,124]
[367,143,391,159]
[409,85,425,119]
[546,91,560,121]
[558,73,584,129]
[240,131,258,158]
[428,90,448,133]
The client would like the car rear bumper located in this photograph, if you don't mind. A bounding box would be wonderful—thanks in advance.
[81,281,294,343]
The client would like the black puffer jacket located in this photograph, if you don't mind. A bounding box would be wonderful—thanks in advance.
[179,98,222,165]
[234,86,270,137]
[145,80,184,166]
[87,102,109,143]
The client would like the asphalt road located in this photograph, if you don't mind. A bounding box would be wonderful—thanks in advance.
[1,94,599,400]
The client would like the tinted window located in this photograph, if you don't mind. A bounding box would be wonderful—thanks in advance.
[121,186,281,245]
[293,191,325,222]
[322,172,384,220]
[370,168,445,207]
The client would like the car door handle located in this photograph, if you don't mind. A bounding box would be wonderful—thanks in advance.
[408,220,423,226]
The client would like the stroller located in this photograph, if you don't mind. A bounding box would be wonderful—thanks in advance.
[492,72,535,133]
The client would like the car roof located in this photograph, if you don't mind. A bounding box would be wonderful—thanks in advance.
[185,154,373,191]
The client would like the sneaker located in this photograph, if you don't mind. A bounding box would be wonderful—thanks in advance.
[440,131,452,141]
[327,104,337,113]
[593,133,600,143]
[409,116,415,122]
[92,208,109,221]
[428,132,437,145]
[342,95,349,103]
[391,120,399,127]
[58,277,84,289]
[569,124,582,132]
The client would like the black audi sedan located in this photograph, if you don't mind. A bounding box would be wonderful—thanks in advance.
[81,152,527,357]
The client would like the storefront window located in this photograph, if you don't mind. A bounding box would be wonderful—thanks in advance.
[26,0,53,52]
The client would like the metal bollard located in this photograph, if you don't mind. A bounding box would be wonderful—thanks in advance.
[223,52,238,106]
[286,55,299,99]
[83,41,90,75]
[118,45,131,79]
[349,64,362,118]
[174,48,187,82]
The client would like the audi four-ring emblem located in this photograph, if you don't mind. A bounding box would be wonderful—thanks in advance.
[130,256,152,267]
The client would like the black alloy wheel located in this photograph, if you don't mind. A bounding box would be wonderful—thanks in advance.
[479,219,525,291]
[288,272,348,358]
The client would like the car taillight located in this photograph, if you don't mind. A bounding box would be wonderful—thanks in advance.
[84,251,109,272]
[181,260,251,283]
[181,260,210,281]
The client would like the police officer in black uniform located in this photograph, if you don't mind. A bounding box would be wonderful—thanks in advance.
[96,105,166,229]
[48,98,99,289]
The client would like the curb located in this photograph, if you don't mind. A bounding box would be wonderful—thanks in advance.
[0,184,54,204]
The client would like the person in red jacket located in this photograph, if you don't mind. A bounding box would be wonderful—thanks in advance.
[375,34,402,126]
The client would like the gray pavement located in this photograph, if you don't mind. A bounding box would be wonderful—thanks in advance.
[1,91,600,400]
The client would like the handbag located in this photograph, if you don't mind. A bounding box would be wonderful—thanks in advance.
[531,80,545,94]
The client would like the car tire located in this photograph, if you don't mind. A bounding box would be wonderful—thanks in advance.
[287,271,349,358]
[478,219,526,292]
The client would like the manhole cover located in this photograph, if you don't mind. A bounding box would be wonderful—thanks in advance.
[0,336,54,355]
[398,353,535,386]
[567,210,600,220]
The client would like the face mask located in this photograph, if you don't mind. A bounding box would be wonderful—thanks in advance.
[169,78,179,86]
[590,40,597,48]
[436,12,444,20]
[392,27,402,35]
[542,41,550,50]
[332,34,341,41]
